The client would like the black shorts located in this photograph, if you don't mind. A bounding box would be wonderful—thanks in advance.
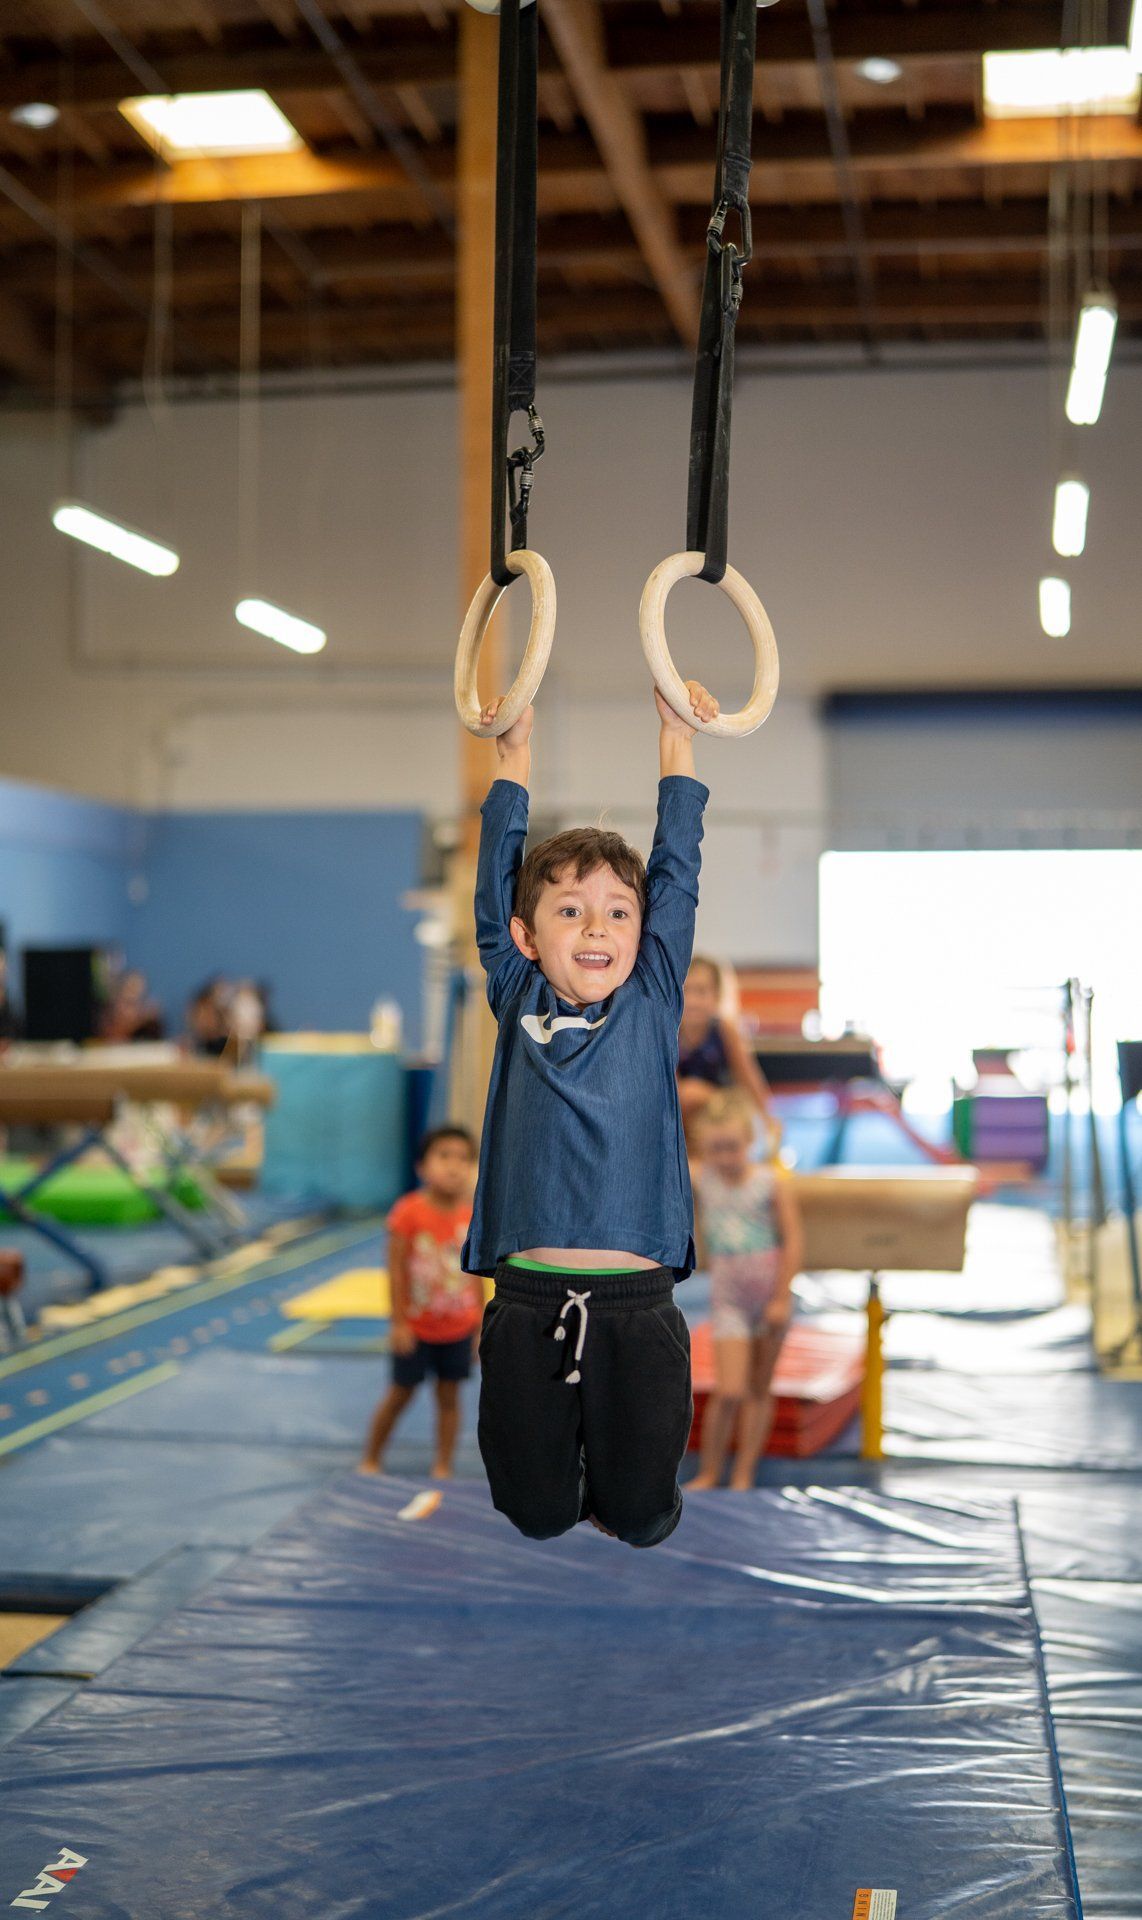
[478,1262,692,1548]
[392,1335,473,1390]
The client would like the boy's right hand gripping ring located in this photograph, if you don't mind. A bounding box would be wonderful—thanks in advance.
[639,551,779,739]
[454,549,556,738]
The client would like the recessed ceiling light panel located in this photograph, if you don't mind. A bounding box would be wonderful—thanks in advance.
[856,58,902,85]
[11,102,60,129]
[983,47,1140,118]
[120,90,303,159]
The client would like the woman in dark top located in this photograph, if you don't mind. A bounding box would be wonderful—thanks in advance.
[677,954,773,1145]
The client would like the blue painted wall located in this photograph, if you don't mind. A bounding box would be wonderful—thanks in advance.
[127,811,424,1040]
[0,777,135,966]
[0,782,425,1043]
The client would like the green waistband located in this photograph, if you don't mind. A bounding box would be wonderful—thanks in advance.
[509,1256,643,1276]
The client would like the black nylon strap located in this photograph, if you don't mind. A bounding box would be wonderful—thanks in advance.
[490,0,542,589]
[685,0,757,585]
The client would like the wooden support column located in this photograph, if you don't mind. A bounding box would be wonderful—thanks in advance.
[451,5,504,1131]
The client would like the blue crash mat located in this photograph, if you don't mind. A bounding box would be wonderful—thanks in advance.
[884,1368,1142,1468]
[0,1678,77,1748]
[85,1349,417,1448]
[0,1478,1080,1919]
[725,1462,1142,1583]
[10,1549,238,1678]
[0,1434,344,1588]
[1034,1578,1142,1918]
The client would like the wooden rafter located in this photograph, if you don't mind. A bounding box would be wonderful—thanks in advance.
[81,273,1142,368]
[541,0,698,341]
[0,4,1128,110]
[0,115,1136,228]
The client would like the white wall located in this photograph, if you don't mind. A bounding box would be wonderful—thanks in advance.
[0,355,1138,961]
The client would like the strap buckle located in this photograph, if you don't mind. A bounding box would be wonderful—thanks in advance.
[507,403,546,549]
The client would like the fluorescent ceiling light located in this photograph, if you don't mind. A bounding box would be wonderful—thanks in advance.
[856,58,902,85]
[52,502,180,577]
[120,90,302,159]
[1039,576,1072,639]
[983,47,1140,117]
[1065,292,1117,424]
[1052,477,1090,557]
[11,102,59,129]
[236,598,326,655]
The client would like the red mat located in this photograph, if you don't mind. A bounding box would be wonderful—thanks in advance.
[688,1320,865,1457]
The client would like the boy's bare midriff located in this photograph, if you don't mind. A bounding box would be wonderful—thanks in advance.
[519,1247,659,1270]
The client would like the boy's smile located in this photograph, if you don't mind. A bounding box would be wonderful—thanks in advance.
[510,863,643,1007]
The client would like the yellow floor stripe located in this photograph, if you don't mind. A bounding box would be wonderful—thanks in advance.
[0,1220,380,1384]
[282,1268,390,1321]
[268,1320,331,1353]
[0,1361,181,1459]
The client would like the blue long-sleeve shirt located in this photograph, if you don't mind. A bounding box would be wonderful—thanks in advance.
[461,774,709,1278]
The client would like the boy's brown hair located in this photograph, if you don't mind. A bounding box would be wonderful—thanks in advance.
[513,827,648,931]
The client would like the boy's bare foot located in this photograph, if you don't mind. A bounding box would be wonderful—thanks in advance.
[687,1472,721,1491]
[728,1473,756,1492]
[356,1460,381,1476]
[430,1464,453,1481]
[583,1514,617,1537]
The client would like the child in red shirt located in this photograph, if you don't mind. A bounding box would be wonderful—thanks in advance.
[359,1126,482,1478]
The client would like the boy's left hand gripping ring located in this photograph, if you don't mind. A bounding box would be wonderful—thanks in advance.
[455,549,557,738]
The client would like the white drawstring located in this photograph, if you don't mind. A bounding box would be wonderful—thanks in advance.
[553,1288,591,1384]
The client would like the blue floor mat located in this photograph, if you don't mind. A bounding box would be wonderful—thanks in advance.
[726,1462,1142,1583]
[84,1347,479,1455]
[0,1477,1079,1920]
[1034,1578,1142,1917]
[0,1434,348,1588]
[884,1369,1142,1468]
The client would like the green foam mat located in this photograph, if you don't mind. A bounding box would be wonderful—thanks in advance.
[0,1158,204,1226]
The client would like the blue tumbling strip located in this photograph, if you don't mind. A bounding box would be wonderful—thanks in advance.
[83,1344,477,1443]
[0,1434,346,1580]
[85,1349,411,1448]
[0,1478,1081,1919]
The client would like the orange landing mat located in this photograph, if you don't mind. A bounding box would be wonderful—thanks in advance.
[688,1320,865,1457]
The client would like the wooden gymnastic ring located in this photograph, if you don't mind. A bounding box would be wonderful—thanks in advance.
[639,550,779,739]
[454,549,556,738]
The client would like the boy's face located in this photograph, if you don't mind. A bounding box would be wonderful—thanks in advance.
[419,1137,476,1201]
[699,1120,752,1181]
[511,862,642,1007]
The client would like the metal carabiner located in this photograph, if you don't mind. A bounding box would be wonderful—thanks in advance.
[707,197,753,272]
[506,404,546,550]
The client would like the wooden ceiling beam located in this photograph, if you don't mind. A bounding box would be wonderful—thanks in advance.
[0,287,99,393]
[609,1,1133,76]
[0,112,1133,220]
[541,0,697,341]
[2,1,1124,113]
[0,119,1137,257]
[83,272,1142,368]
[12,202,1142,307]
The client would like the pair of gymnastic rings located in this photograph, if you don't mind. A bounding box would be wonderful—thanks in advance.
[455,550,779,743]
[453,0,780,744]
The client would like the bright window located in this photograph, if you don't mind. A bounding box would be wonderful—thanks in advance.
[818,850,1142,1110]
